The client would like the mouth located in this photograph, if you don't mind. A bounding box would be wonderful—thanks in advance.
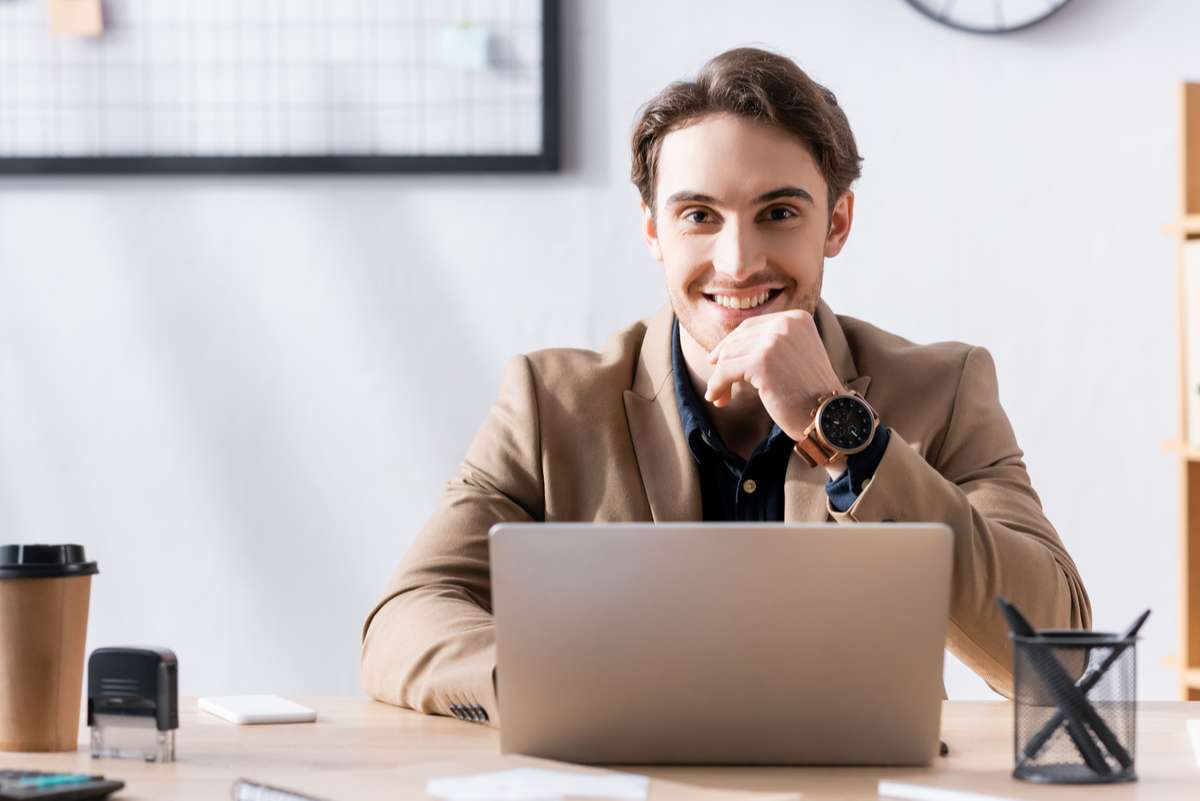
[702,287,784,314]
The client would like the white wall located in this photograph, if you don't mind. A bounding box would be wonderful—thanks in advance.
[0,0,1189,700]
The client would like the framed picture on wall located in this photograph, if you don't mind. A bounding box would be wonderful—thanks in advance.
[0,0,559,174]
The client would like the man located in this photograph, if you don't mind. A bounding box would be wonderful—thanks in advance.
[360,47,1091,726]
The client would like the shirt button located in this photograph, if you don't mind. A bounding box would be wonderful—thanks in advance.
[742,479,757,494]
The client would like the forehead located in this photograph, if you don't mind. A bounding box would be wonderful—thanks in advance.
[655,113,827,207]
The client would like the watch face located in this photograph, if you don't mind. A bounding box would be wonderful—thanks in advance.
[818,396,874,450]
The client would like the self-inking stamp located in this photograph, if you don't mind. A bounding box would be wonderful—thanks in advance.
[87,647,178,762]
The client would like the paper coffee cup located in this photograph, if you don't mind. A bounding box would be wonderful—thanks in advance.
[0,544,98,751]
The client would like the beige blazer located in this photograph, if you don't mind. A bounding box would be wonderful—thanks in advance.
[360,301,1092,726]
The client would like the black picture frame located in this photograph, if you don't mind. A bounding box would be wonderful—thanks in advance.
[0,0,559,175]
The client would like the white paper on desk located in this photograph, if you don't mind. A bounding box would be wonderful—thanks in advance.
[878,780,1017,801]
[1189,719,1200,766]
[427,767,649,801]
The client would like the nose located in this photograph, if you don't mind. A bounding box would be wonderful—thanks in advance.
[711,218,765,280]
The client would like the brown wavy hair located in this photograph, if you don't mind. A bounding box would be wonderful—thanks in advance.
[630,47,863,221]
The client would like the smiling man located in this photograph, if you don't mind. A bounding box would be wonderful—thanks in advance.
[360,47,1091,726]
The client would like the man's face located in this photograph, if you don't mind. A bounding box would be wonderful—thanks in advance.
[640,113,853,353]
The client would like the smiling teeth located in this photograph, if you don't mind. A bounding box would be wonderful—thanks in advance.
[712,290,771,310]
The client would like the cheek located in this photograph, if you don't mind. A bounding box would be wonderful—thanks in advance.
[661,252,708,289]
[665,235,711,265]
[667,260,700,293]
[771,231,825,272]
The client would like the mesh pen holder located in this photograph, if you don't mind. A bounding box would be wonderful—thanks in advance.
[1011,631,1138,784]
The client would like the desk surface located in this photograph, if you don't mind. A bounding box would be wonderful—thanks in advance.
[0,699,1196,800]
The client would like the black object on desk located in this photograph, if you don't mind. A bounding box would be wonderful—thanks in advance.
[1018,609,1150,769]
[87,647,178,763]
[998,597,1140,784]
[0,769,122,800]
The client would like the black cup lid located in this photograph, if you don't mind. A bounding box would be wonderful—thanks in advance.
[0,544,98,579]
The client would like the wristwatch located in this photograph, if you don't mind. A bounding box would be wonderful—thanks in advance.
[793,389,880,468]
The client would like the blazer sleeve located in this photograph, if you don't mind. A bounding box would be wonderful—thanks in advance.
[360,355,544,727]
[827,346,1092,697]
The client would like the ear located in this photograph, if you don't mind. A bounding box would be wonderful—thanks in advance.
[640,197,663,263]
[823,190,854,258]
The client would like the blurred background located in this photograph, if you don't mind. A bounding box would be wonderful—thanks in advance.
[0,0,1189,701]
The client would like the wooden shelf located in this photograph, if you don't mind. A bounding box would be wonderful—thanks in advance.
[1162,440,1200,460]
[1162,215,1200,237]
[1174,83,1200,701]
[1188,82,1200,218]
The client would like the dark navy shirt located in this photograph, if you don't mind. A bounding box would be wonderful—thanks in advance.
[671,318,890,520]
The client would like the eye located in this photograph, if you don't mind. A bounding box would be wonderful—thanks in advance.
[682,208,716,224]
[762,205,799,222]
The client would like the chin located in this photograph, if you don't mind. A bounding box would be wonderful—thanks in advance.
[673,304,755,353]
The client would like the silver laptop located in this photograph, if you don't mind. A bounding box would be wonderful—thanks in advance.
[489,522,953,766]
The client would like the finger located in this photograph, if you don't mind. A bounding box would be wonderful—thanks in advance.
[710,328,780,368]
[708,326,761,364]
[704,355,756,406]
[704,362,743,406]
[715,330,768,363]
[708,313,788,362]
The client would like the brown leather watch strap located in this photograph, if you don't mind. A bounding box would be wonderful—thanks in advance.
[794,430,835,467]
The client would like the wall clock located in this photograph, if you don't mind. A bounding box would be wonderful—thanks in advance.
[904,0,1073,34]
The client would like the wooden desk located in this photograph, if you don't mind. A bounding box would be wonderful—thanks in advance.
[0,699,1196,800]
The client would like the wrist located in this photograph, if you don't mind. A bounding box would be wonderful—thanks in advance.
[794,389,879,468]
[824,459,848,481]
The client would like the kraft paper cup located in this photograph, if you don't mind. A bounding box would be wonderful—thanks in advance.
[0,544,98,752]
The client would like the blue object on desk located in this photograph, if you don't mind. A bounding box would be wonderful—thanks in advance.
[0,769,123,800]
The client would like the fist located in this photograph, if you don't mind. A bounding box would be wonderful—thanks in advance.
[704,309,845,442]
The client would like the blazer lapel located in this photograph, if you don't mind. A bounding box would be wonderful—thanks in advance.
[623,305,702,522]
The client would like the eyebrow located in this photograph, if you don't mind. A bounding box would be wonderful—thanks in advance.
[664,186,815,207]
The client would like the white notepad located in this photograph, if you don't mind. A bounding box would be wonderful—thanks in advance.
[1189,719,1200,766]
[198,695,316,725]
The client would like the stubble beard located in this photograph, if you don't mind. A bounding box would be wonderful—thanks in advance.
[671,269,824,353]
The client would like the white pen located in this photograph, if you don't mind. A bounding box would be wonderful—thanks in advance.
[231,778,327,801]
